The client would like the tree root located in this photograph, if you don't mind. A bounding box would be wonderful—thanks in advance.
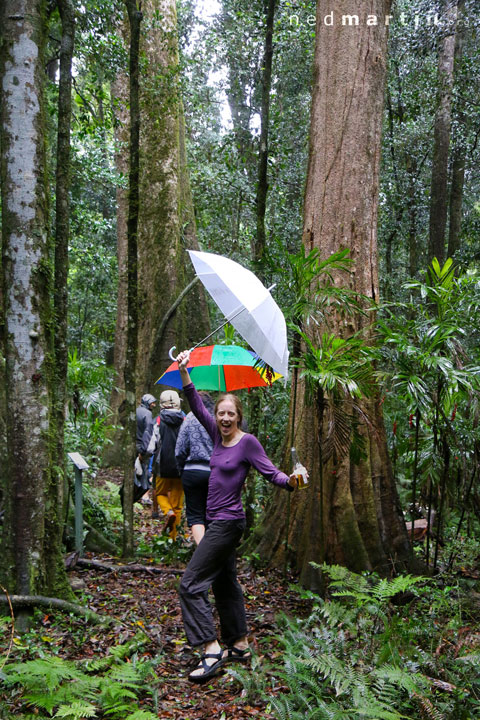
[72,557,184,575]
[0,594,115,625]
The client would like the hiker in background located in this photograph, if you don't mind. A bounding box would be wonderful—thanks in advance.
[149,390,185,539]
[136,393,156,509]
[175,391,214,545]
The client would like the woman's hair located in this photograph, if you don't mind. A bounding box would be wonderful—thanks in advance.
[215,393,243,425]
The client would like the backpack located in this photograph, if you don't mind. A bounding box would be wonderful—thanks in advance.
[151,411,184,478]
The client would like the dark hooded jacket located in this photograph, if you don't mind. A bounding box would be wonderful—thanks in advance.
[141,409,184,478]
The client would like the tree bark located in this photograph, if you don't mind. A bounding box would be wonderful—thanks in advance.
[447,0,467,260]
[0,0,70,600]
[122,0,142,558]
[254,0,276,282]
[136,0,208,391]
[255,0,414,589]
[105,0,209,471]
[428,0,459,266]
[102,29,130,467]
[51,0,75,565]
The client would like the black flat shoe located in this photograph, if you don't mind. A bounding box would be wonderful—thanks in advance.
[223,645,251,663]
[188,650,224,683]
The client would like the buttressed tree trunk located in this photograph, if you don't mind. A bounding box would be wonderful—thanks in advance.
[255,0,413,590]
[0,0,70,599]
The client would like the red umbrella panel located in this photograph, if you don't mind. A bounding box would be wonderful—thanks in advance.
[155,345,282,392]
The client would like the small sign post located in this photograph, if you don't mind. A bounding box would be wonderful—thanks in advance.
[67,452,89,557]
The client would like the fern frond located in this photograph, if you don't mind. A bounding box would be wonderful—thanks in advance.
[105,663,144,686]
[303,653,354,695]
[412,692,445,720]
[3,657,82,692]
[371,575,424,601]
[456,651,480,665]
[374,664,428,694]
[124,712,159,720]
[22,690,58,714]
[53,700,97,719]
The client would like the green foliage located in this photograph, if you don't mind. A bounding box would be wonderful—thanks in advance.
[137,530,193,566]
[66,349,117,469]
[1,645,159,719]
[231,564,480,720]
[379,259,480,567]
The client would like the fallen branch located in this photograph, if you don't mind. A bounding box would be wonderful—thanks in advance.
[0,594,115,626]
[73,557,184,575]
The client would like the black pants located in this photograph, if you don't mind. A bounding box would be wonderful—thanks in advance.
[181,468,210,527]
[179,518,247,647]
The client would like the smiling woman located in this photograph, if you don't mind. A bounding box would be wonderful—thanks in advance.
[173,349,298,682]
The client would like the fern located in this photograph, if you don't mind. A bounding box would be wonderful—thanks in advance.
[124,712,159,720]
[374,664,428,694]
[3,657,83,692]
[53,701,97,719]
[2,647,157,719]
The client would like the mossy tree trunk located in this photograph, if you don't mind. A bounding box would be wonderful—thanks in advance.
[255,0,414,590]
[136,0,208,391]
[105,0,209,468]
[447,0,467,260]
[122,0,142,558]
[0,0,70,601]
[428,0,459,266]
[52,0,75,549]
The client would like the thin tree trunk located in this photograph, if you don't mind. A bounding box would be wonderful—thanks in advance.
[52,0,75,555]
[254,0,276,282]
[102,60,129,467]
[428,0,459,266]
[123,0,142,558]
[447,0,467,259]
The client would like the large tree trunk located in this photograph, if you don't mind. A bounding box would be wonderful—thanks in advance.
[255,0,414,590]
[428,0,459,266]
[136,0,208,391]
[0,0,70,600]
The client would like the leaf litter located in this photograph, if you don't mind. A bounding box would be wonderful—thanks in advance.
[1,491,311,720]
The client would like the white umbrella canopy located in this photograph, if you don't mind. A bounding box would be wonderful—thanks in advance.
[188,250,289,378]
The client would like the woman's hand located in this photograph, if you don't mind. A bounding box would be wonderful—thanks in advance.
[288,472,298,488]
[176,350,191,386]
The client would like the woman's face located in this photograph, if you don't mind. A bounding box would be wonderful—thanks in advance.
[216,398,240,439]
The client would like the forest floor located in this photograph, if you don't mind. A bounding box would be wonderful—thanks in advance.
[1,469,311,719]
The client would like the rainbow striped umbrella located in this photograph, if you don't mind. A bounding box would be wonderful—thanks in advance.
[155,345,281,391]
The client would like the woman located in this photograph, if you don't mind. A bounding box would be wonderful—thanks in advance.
[175,391,214,545]
[176,350,299,682]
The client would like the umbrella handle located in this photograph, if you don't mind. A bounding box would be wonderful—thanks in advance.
[168,346,177,361]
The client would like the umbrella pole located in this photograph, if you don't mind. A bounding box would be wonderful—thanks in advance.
[169,286,277,360]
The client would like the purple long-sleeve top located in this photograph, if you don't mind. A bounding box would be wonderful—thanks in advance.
[183,383,292,521]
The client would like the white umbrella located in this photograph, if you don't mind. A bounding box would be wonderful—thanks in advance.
[187,250,289,378]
